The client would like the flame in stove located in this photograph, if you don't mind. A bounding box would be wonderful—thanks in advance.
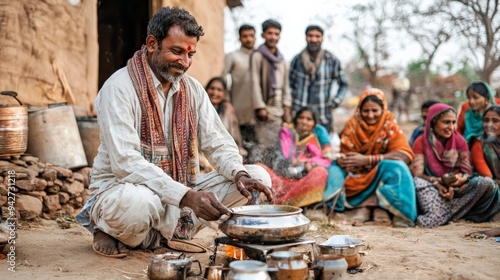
[225,245,248,260]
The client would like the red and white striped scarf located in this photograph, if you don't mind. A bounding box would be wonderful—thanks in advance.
[127,46,198,187]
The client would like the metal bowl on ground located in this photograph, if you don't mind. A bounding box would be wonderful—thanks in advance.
[219,205,310,243]
[317,235,365,269]
[318,235,364,256]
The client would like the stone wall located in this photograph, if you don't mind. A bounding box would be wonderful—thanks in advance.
[0,155,91,221]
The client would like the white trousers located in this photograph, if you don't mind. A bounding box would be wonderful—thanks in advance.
[89,164,271,249]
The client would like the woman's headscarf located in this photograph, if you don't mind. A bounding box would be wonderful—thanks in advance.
[481,105,500,182]
[340,88,414,197]
[423,103,470,176]
[464,81,495,143]
[341,88,413,157]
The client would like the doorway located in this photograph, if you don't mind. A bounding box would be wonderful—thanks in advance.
[97,0,151,89]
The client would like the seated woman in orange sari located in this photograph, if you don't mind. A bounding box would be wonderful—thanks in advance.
[322,88,416,227]
[257,107,333,207]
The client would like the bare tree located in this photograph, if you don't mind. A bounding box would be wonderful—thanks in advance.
[344,0,394,87]
[440,0,500,83]
[393,0,452,100]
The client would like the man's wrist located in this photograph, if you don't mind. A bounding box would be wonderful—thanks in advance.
[234,171,250,183]
[179,189,196,208]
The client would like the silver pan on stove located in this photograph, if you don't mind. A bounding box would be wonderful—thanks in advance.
[219,205,310,243]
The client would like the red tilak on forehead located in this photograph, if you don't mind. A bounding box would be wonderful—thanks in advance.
[187,45,192,51]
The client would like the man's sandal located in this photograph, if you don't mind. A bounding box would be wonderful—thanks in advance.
[92,243,128,258]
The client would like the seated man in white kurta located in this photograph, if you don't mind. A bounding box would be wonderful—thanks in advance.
[76,7,273,258]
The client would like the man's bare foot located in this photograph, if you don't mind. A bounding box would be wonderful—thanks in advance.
[466,228,500,239]
[93,230,129,258]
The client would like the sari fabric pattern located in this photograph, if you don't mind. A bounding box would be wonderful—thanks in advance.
[340,88,414,197]
[261,125,331,207]
[422,103,471,177]
[323,88,417,223]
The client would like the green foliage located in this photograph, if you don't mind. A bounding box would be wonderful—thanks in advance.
[453,61,479,84]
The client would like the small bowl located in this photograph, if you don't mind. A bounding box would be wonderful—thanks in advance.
[441,173,457,186]
[318,235,364,256]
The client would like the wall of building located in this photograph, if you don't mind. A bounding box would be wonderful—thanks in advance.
[0,0,225,114]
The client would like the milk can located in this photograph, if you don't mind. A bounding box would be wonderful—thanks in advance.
[76,116,99,166]
[0,91,28,156]
[268,251,303,280]
[27,102,87,169]
[313,254,347,280]
[227,260,271,280]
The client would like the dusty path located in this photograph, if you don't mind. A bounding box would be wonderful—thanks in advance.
[1,218,499,280]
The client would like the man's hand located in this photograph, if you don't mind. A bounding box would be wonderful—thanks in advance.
[256,109,268,121]
[235,172,275,204]
[179,190,231,221]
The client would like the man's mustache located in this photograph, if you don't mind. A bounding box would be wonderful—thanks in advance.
[168,62,187,72]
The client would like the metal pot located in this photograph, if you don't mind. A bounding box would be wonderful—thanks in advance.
[317,235,364,256]
[76,116,99,167]
[219,205,310,243]
[227,260,271,280]
[148,254,202,280]
[27,103,88,169]
[0,91,28,156]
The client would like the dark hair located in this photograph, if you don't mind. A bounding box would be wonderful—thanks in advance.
[421,100,440,110]
[262,19,281,32]
[147,7,205,44]
[360,95,384,110]
[293,107,317,127]
[205,77,226,91]
[305,25,324,35]
[466,81,491,100]
[483,104,500,119]
[239,24,255,36]
[205,77,227,116]
[430,108,455,130]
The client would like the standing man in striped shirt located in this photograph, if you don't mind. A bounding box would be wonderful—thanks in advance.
[289,25,348,133]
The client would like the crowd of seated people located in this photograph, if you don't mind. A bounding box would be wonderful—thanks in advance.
[203,76,500,228]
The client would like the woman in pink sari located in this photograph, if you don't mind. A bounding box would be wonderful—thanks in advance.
[412,103,500,227]
[257,107,332,207]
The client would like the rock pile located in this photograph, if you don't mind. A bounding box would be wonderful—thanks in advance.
[0,155,91,221]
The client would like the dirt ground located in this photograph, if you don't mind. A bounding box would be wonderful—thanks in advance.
[1,113,500,280]
[1,217,499,280]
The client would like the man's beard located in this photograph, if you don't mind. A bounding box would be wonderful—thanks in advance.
[307,42,321,53]
[151,49,187,83]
